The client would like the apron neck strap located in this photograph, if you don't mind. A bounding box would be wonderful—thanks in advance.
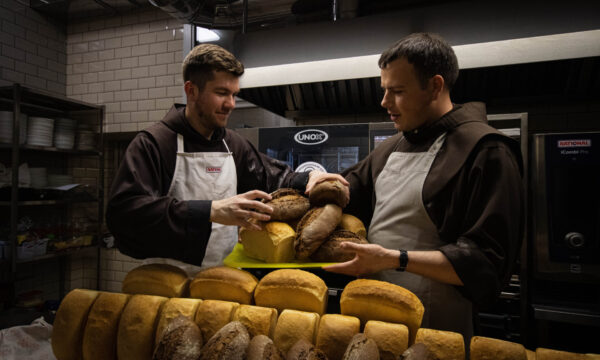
[222,138,232,154]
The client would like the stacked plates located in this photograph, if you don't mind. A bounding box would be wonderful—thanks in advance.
[27,117,55,147]
[47,174,74,187]
[29,167,48,188]
[76,124,96,151]
[54,118,76,150]
[0,111,27,144]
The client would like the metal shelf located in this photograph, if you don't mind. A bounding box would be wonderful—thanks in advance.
[0,143,101,155]
[0,198,99,206]
[16,245,97,265]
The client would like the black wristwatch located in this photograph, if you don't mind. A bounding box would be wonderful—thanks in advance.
[396,249,409,272]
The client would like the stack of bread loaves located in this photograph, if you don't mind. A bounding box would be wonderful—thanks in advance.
[240,180,368,263]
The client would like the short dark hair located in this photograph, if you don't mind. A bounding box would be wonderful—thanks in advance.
[378,33,459,90]
[182,44,244,91]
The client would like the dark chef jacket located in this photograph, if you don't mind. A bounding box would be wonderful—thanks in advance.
[106,104,309,266]
[342,102,524,308]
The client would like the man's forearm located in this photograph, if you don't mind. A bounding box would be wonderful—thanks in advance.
[384,249,464,286]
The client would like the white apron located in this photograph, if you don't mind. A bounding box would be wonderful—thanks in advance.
[368,133,473,338]
[143,134,238,276]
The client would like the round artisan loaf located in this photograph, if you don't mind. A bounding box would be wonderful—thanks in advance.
[286,339,328,360]
[309,180,347,208]
[117,294,168,360]
[155,297,203,345]
[247,335,285,360]
[536,347,589,359]
[194,299,240,342]
[364,320,409,360]
[82,291,130,360]
[273,309,320,355]
[153,315,203,360]
[199,321,250,360]
[241,222,296,263]
[310,230,368,262]
[52,289,100,360]
[316,314,361,360]
[265,188,310,221]
[337,214,366,238]
[254,269,328,315]
[470,336,527,360]
[122,263,189,298]
[295,204,342,260]
[400,343,437,360]
[190,266,258,304]
[340,279,424,345]
[341,333,379,360]
[415,327,465,360]
[232,304,278,338]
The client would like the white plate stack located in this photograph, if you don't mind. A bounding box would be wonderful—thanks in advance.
[76,124,96,151]
[29,167,48,189]
[27,117,55,147]
[54,118,76,150]
[0,111,28,144]
[47,174,74,187]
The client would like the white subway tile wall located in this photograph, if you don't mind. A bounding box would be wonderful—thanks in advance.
[66,7,184,133]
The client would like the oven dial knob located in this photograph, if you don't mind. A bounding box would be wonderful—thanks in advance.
[565,232,585,249]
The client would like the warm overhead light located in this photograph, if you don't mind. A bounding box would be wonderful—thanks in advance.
[196,26,220,42]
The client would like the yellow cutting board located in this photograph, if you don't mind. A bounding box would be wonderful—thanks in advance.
[223,243,336,268]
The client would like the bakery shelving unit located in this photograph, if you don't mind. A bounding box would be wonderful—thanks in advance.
[0,84,104,321]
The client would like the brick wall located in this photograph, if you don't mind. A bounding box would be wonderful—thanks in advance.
[0,0,67,95]
[66,7,185,133]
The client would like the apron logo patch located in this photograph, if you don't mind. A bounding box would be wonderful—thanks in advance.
[206,167,221,173]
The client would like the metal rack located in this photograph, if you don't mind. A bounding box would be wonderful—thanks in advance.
[0,84,104,313]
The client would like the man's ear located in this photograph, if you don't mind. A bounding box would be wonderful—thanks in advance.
[184,81,196,99]
[430,75,445,100]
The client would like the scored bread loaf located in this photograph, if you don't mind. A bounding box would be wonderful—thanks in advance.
[154,297,202,345]
[117,294,168,360]
[337,214,366,238]
[82,291,130,360]
[309,180,347,208]
[233,304,278,338]
[189,266,258,304]
[194,299,240,342]
[470,336,527,360]
[536,348,589,359]
[153,315,203,360]
[199,321,250,360]
[340,279,424,344]
[241,222,296,263]
[364,320,409,360]
[247,335,285,360]
[286,339,328,360]
[265,188,311,221]
[400,343,437,360]
[254,269,328,315]
[295,204,343,260]
[341,333,379,360]
[414,328,464,360]
[52,289,100,360]
[122,263,189,298]
[273,309,320,355]
[310,229,368,262]
[315,314,361,360]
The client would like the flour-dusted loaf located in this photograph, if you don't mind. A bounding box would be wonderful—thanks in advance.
[273,309,320,355]
[337,214,367,238]
[310,230,368,263]
[265,188,311,221]
[194,299,240,342]
[254,269,328,315]
[122,263,189,298]
[414,328,464,360]
[232,304,278,338]
[340,279,424,344]
[536,348,590,359]
[117,294,168,360]
[241,222,297,263]
[153,315,203,360]
[364,320,409,360]
[295,204,343,260]
[155,297,202,345]
[286,339,328,360]
[316,314,361,360]
[399,343,437,360]
[199,321,250,360]
[82,291,130,360]
[190,266,258,304]
[52,289,100,360]
[247,335,285,360]
[309,179,347,208]
[341,333,380,360]
[470,336,527,360]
